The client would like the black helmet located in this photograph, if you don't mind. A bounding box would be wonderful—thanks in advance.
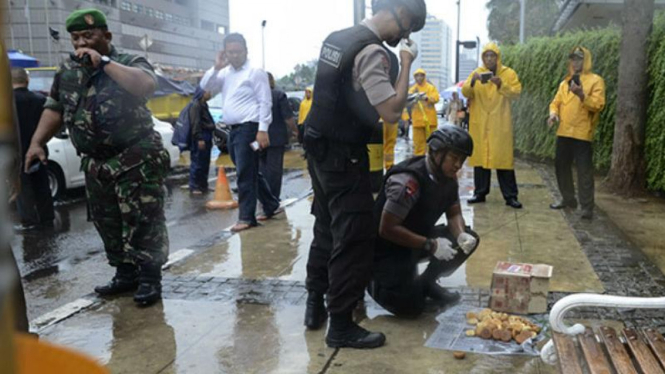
[372,0,427,32]
[427,126,474,157]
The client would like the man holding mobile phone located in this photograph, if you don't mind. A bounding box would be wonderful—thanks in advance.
[547,47,606,219]
[24,9,170,306]
[463,43,523,209]
[302,0,426,349]
[200,33,279,232]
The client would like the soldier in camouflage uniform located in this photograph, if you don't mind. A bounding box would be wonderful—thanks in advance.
[24,8,169,306]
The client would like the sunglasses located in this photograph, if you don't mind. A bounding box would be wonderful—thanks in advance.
[390,8,413,38]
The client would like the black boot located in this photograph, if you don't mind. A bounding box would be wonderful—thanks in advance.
[134,264,162,306]
[94,263,139,296]
[425,281,461,306]
[304,291,327,330]
[325,312,385,349]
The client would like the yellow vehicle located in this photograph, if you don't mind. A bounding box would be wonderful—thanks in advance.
[26,67,192,122]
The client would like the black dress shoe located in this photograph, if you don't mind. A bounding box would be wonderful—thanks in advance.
[468,195,486,204]
[581,209,593,220]
[95,264,138,296]
[505,198,523,209]
[326,323,386,349]
[550,201,577,210]
[304,292,327,330]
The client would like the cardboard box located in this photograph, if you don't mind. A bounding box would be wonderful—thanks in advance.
[489,262,553,314]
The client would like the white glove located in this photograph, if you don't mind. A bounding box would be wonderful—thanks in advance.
[433,238,457,261]
[399,39,418,60]
[457,233,477,255]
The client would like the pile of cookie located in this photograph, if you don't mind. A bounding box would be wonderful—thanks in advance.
[464,309,542,344]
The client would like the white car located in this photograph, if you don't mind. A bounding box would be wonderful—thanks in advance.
[46,117,180,198]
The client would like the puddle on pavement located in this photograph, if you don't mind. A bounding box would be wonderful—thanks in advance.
[170,198,313,281]
[39,298,332,374]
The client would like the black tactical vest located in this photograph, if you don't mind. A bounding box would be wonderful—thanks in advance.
[374,157,460,255]
[306,24,398,145]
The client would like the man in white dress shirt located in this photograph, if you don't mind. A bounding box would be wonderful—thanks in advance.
[200,33,280,232]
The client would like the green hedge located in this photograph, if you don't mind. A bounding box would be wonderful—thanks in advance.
[501,13,665,191]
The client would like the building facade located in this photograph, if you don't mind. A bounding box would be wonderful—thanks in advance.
[458,48,478,83]
[2,0,229,70]
[409,14,452,91]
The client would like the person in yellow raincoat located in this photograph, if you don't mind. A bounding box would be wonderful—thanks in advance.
[382,109,410,170]
[297,86,313,143]
[462,42,523,209]
[547,47,605,220]
[408,68,440,156]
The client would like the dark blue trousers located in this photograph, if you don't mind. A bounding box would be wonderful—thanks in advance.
[228,123,280,225]
[189,132,212,192]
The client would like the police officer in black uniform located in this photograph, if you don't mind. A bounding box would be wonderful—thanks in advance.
[369,126,480,317]
[303,0,427,349]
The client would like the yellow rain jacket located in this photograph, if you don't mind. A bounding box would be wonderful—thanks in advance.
[408,69,440,128]
[298,87,313,125]
[462,43,522,170]
[549,47,606,142]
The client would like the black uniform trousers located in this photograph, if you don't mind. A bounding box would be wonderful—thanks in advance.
[368,225,479,318]
[304,138,375,315]
[555,136,594,211]
[473,167,519,201]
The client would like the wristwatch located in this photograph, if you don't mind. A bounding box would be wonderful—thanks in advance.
[422,238,435,255]
[99,55,111,70]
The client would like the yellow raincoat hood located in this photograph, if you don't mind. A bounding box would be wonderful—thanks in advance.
[413,68,427,77]
[567,46,593,78]
[481,42,503,72]
[298,87,314,125]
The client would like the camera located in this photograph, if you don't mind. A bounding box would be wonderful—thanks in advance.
[480,72,494,84]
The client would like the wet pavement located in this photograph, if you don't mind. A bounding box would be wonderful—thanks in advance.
[13,130,665,373]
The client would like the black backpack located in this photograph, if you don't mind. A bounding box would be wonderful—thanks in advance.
[172,103,193,151]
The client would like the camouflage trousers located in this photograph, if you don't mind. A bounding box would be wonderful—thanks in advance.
[83,147,170,267]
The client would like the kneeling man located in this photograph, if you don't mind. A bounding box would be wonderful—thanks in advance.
[369,126,479,317]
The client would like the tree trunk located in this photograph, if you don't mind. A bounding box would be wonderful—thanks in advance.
[606,0,655,195]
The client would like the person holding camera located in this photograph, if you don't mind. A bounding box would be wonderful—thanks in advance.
[462,43,523,209]
[547,47,606,220]
[24,9,170,306]
[408,68,440,156]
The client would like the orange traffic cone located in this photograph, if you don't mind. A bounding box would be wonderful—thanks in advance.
[206,167,239,210]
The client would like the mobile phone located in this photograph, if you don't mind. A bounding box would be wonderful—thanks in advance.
[69,52,92,66]
[569,74,581,87]
[250,141,260,151]
[480,72,493,84]
[25,160,41,174]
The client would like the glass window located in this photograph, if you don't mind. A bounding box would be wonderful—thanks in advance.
[146,7,154,17]
[201,20,214,31]
[217,25,226,35]
[136,4,143,13]
[155,10,164,19]
[165,13,173,22]
[121,1,131,11]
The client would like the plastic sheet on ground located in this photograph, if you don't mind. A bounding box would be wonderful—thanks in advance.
[425,304,548,356]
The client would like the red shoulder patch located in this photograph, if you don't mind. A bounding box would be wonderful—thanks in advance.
[405,179,419,197]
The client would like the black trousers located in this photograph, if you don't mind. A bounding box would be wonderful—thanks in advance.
[304,137,375,315]
[555,136,594,211]
[368,225,479,318]
[259,145,286,200]
[473,167,518,201]
[16,166,54,225]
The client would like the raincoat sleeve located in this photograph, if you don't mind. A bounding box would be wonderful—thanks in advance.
[427,86,440,104]
[498,69,522,99]
[582,77,606,113]
[549,82,565,116]
[461,72,477,99]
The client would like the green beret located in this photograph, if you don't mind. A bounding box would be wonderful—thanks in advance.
[66,9,107,32]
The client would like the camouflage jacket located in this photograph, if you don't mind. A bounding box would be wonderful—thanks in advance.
[44,45,159,160]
